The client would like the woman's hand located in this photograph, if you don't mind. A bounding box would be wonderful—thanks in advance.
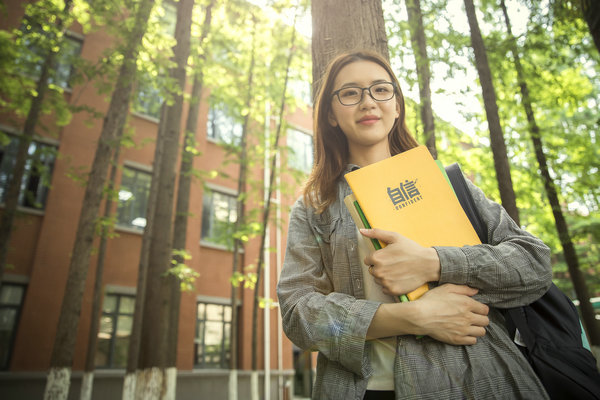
[367,284,490,345]
[361,228,440,296]
[410,284,489,345]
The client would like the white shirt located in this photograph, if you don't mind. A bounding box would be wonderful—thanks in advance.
[356,228,397,391]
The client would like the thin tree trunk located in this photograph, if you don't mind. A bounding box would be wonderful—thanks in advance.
[44,1,155,399]
[406,0,436,158]
[582,0,600,53]
[124,104,167,400]
[168,0,215,370]
[311,0,389,96]
[229,14,257,400]
[250,10,298,400]
[80,142,122,400]
[0,0,72,289]
[137,0,193,398]
[500,0,600,346]
[463,0,519,225]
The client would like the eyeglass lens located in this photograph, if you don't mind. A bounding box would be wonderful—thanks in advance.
[337,82,394,105]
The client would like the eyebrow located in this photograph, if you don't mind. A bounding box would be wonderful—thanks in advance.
[338,79,390,88]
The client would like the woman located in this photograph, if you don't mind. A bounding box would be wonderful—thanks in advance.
[277,50,552,400]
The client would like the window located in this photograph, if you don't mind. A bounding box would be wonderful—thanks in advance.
[95,293,135,369]
[52,35,82,88]
[201,188,237,248]
[0,283,26,370]
[287,128,313,173]
[194,302,231,368]
[17,22,82,89]
[116,166,151,230]
[0,135,56,210]
[132,78,163,120]
[206,106,243,146]
[131,2,176,119]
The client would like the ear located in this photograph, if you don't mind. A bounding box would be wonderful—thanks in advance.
[395,102,400,119]
[328,111,338,127]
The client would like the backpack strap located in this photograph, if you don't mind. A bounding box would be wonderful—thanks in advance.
[445,164,527,342]
[444,163,488,243]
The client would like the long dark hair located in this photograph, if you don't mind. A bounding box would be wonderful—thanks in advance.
[303,50,419,213]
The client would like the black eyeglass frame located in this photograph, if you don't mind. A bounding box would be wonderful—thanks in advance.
[331,81,397,106]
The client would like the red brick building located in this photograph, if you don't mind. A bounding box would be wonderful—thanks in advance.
[0,1,315,398]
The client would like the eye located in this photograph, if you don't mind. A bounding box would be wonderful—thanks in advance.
[373,83,392,93]
[339,88,360,98]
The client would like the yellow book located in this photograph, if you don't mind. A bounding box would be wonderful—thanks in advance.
[344,145,481,301]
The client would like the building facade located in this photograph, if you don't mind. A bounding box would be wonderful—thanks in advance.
[0,1,315,398]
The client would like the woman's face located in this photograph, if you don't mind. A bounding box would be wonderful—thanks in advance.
[328,60,400,162]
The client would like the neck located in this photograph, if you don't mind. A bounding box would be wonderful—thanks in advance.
[348,143,391,167]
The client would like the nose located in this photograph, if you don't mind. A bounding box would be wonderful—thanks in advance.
[359,88,377,107]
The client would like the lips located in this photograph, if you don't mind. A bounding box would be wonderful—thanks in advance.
[358,115,380,124]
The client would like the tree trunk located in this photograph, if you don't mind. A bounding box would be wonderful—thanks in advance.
[250,10,298,400]
[463,0,520,225]
[311,0,389,96]
[500,0,600,346]
[229,13,257,400]
[80,142,122,400]
[123,103,167,400]
[43,1,155,399]
[137,0,193,398]
[582,0,600,53]
[168,0,215,370]
[0,0,72,289]
[406,0,436,158]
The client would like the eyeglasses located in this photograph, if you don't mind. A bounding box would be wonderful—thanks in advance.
[332,82,396,106]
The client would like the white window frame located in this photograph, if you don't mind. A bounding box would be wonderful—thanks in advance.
[115,161,152,234]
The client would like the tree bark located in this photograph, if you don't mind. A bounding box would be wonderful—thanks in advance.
[463,0,520,225]
[229,13,257,400]
[582,0,600,53]
[124,104,167,400]
[406,0,436,158]
[80,142,122,400]
[137,0,193,398]
[168,0,215,369]
[0,0,72,289]
[500,0,600,346]
[311,0,389,96]
[44,1,155,399]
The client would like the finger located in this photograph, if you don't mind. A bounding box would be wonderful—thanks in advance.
[460,336,478,346]
[470,313,490,328]
[359,228,399,245]
[380,285,393,296]
[467,299,489,316]
[450,335,478,346]
[467,325,487,338]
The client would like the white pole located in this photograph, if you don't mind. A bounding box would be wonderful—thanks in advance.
[276,149,284,400]
[263,101,272,400]
[265,225,271,400]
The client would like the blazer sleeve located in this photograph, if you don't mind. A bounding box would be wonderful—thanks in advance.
[434,178,552,308]
[277,198,379,378]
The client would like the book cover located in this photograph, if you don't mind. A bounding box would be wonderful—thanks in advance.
[344,145,481,301]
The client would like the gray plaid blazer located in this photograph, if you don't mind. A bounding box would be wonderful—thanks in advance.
[277,166,552,400]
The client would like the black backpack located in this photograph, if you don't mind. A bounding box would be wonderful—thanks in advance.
[445,163,600,400]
